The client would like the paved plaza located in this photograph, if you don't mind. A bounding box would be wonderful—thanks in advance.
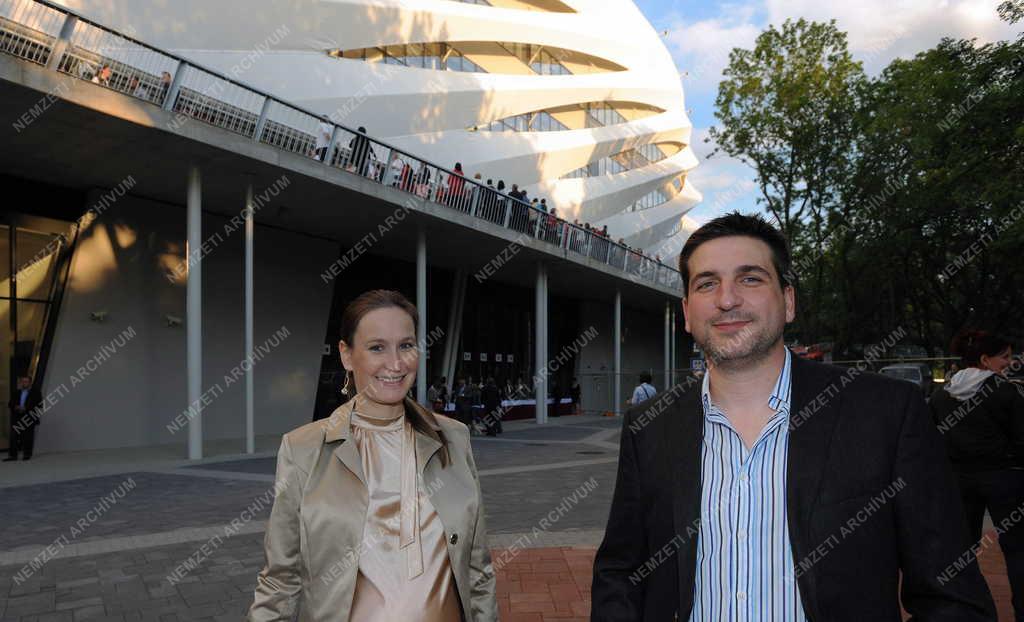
[0,414,1017,621]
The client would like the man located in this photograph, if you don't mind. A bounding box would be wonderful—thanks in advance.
[6,375,42,461]
[347,126,372,177]
[628,372,656,406]
[592,213,994,621]
[454,377,472,429]
[427,377,442,410]
[314,117,333,162]
[481,377,503,436]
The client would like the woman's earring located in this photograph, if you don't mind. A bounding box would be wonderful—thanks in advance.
[341,371,353,396]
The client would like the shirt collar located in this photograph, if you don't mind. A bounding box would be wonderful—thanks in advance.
[701,347,793,418]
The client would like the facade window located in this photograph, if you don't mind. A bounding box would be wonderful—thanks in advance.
[484,110,568,132]
[483,101,662,134]
[583,102,627,128]
[334,43,486,73]
[335,42,622,75]
[561,144,673,179]
[628,188,670,211]
[500,42,572,75]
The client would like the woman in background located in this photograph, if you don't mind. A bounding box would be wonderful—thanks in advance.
[931,329,1024,621]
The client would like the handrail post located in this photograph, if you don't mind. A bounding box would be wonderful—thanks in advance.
[162,59,186,111]
[502,198,512,228]
[469,185,481,217]
[46,14,77,71]
[326,125,343,167]
[253,97,272,142]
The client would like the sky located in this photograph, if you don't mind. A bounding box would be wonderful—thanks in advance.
[633,0,1019,225]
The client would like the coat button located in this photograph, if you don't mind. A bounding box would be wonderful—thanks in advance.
[450,533,458,545]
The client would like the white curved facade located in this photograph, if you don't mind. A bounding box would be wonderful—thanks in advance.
[56,0,701,256]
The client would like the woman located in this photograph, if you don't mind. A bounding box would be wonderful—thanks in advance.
[446,162,465,208]
[249,290,497,621]
[931,329,1024,619]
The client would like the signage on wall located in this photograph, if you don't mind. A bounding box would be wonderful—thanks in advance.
[463,352,471,361]
[690,358,705,371]
[507,354,514,363]
[322,344,331,355]
[495,354,503,363]
[480,353,488,362]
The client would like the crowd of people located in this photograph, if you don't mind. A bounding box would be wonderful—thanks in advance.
[311,124,670,269]
[71,54,669,270]
[430,160,667,266]
[425,375,582,435]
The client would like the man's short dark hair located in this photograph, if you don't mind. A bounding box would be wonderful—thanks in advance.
[677,211,792,294]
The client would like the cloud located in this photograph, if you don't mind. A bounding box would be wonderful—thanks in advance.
[660,0,1016,98]
[655,0,1019,228]
[662,3,763,92]
[765,0,1017,73]
[685,128,759,223]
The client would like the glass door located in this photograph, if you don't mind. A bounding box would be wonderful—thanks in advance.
[1,214,76,450]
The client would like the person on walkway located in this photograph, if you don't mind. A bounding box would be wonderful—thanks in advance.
[571,377,581,415]
[453,377,472,429]
[468,378,483,433]
[91,64,112,86]
[447,162,466,209]
[249,290,496,621]
[592,212,995,621]
[348,126,372,176]
[481,377,503,436]
[427,377,444,413]
[627,372,656,406]
[129,76,148,100]
[315,117,333,162]
[931,328,1024,620]
[5,375,41,462]
[159,71,172,103]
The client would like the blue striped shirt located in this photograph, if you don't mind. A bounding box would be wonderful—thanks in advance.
[689,348,806,621]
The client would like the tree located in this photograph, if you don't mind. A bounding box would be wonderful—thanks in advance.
[709,19,866,341]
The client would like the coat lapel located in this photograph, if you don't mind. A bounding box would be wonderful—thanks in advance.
[323,400,366,486]
[323,397,447,487]
[786,356,843,619]
[786,357,842,531]
[669,377,705,608]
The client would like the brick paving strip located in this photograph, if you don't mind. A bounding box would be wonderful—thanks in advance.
[494,536,1017,622]
[4,416,1011,621]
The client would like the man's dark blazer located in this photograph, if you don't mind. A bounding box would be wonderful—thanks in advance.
[9,386,43,428]
[592,355,996,621]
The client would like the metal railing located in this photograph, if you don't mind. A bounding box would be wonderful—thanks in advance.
[0,0,683,291]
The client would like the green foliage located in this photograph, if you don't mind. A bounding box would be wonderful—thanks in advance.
[712,12,1024,352]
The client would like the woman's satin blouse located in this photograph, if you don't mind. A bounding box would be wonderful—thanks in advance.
[347,395,462,622]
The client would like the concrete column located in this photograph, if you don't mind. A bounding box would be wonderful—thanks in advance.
[670,306,677,384]
[614,289,621,415]
[416,230,428,406]
[535,262,547,424]
[441,270,466,395]
[664,300,671,391]
[46,14,77,71]
[244,181,255,454]
[253,98,273,143]
[162,60,186,111]
[187,165,203,460]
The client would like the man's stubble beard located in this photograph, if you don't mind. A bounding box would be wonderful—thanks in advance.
[698,319,784,372]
